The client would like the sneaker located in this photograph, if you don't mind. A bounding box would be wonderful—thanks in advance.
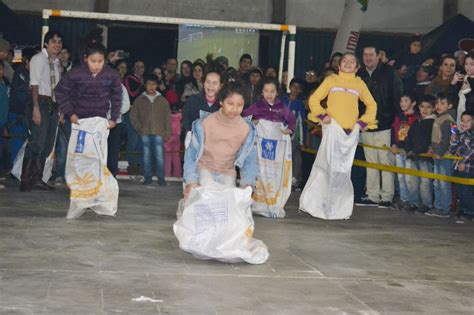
[52,177,66,186]
[402,203,418,213]
[0,184,5,189]
[378,201,392,209]
[395,200,408,210]
[143,177,153,185]
[158,177,167,187]
[355,197,379,207]
[426,208,450,218]
[457,213,474,222]
[416,205,430,214]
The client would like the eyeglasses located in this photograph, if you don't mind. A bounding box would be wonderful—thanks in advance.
[306,72,316,76]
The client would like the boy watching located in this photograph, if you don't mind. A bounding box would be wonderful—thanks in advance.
[426,92,456,217]
[405,95,437,213]
[449,111,473,221]
[130,74,172,186]
[281,78,307,190]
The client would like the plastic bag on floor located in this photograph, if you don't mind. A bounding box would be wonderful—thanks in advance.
[65,117,119,219]
[252,120,292,218]
[10,133,57,183]
[300,120,360,220]
[173,184,269,264]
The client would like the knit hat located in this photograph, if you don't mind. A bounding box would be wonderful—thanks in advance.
[0,38,11,51]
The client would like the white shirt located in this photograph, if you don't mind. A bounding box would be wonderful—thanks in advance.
[29,48,61,98]
[107,84,131,124]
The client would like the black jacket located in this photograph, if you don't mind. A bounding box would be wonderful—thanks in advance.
[405,115,435,162]
[358,63,403,132]
[448,76,474,114]
[182,91,220,133]
[9,66,31,115]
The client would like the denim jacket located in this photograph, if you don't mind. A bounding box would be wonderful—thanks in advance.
[183,114,257,187]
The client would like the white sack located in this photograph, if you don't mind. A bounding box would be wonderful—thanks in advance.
[300,120,360,220]
[65,117,119,219]
[173,184,269,264]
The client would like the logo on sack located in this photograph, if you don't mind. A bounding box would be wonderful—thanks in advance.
[261,138,277,160]
[75,130,86,153]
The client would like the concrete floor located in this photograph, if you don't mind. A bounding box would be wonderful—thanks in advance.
[0,178,473,315]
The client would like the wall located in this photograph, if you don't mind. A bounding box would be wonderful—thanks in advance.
[109,0,273,23]
[2,0,95,12]
[286,0,445,33]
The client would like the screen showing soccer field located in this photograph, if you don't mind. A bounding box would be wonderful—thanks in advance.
[177,24,259,69]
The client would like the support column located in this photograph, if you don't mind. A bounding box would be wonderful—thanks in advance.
[443,0,458,22]
[272,0,286,24]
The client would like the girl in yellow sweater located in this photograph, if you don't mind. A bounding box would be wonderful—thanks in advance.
[300,52,377,220]
[308,52,377,131]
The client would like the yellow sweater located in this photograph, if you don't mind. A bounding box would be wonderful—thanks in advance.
[308,72,377,130]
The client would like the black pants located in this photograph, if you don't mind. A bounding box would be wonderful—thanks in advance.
[107,122,122,177]
[25,100,59,161]
[351,145,367,202]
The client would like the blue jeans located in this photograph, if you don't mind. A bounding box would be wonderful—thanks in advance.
[406,159,433,208]
[453,170,474,215]
[395,154,411,203]
[433,159,453,213]
[124,113,142,167]
[141,135,164,179]
[54,121,71,179]
[7,112,26,165]
[0,124,5,171]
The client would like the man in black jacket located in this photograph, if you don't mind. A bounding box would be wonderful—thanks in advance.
[357,45,403,208]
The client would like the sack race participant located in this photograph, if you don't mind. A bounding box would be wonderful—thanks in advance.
[300,52,377,220]
[54,43,122,219]
[174,184,269,264]
[243,78,296,218]
[252,120,293,218]
[176,82,268,264]
[65,117,118,219]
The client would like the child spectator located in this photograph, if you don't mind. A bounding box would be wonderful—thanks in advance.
[394,35,424,92]
[130,74,172,186]
[164,90,183,178]
[414,63,436,101]
[426,93,456,217]
[280,78,307,190]
[183,82,257,199]
[449,111,473,221]
[246,67,263,107]
[391,92,419,209]
[182,70,222,133]
[405,95,437,213]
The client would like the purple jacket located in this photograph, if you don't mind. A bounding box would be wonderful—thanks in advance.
[242,98,296,131]
[55,64,122,121]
